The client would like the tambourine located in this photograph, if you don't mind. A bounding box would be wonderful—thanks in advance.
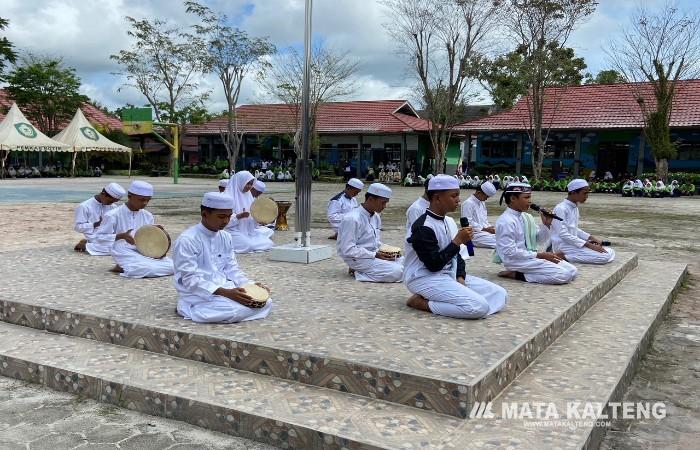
[250,196,278,225]
[134,225,171,259]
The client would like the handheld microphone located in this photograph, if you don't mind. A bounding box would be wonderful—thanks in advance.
[459,217,476,256]
[530,204,563,221]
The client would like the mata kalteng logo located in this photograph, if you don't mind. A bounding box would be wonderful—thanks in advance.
[469,401,666,422]
[80,126,99,141]
[15,122,38,138]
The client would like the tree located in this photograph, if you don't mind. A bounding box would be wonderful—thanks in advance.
[499,0,598,179]
[4,55,88,135]
[607,3,700,181]
[383,0,502,174]
[110,16,210,124]
[186,1,276,171]
[0,17,17,81]
[584,69,625,85]
[259,44,358,156]
[481,44,587,109]
[111,14,210,175]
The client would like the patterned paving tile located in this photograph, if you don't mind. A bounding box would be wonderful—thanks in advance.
[0,245,637,417]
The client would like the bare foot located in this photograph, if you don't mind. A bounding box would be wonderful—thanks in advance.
[74,239,87,252]
[328,233,338,240]
[109,265,124,273]
[406,294,430,312]
[498,270,517,279]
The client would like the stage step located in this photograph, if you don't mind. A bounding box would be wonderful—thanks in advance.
[0,246,638,419]
[0,261,685,449]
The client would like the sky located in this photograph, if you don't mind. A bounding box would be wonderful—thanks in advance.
[1,0,697,113]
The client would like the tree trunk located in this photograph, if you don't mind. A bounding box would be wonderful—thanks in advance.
[655,158,669,182]
[0,150,7,180]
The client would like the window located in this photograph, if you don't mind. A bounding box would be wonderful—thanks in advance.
[384,143,402,161]
[481,141,516,159]
[676,141,700,160]
[544,141,576,159]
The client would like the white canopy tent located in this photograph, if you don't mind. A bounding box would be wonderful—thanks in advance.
[0,103,70,178]
[53,108,132,177]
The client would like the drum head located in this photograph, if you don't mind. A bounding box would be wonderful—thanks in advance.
[134,225,171,259]
[379,244,402,254]
[241,283,270,306]
[250,196,278,224]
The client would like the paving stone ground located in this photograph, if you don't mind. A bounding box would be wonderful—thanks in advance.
[0,377,275,449]
[1,176,699,448]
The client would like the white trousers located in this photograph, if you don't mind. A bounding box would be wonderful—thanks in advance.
[472,231,496,249]
[555,244,616,265]
[346,256,404,283]
[504,258,578,285]
[178,294,273,323]
[84,232,114,256]
[407,274,507,319]
[111,244,174,278]
[228,230,274,253]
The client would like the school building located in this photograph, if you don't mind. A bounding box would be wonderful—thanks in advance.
[454,79,700,178]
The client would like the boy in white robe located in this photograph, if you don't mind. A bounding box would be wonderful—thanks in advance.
[405,185,429,234]
[327,178,364,239]
[495,183,577,284]
[100,180,175,278]
[225,171,274,253]
[460,180,497,248]
[74,182,126,255]
[218,179,228,193]
[551,179,615,265]
[405,175,507,319]
[251,180,275,237]
[174,192,273,323]
[337,183,403,282]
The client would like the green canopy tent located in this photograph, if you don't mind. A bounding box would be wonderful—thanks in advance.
[53,108,132,177]
[0,103,70,178]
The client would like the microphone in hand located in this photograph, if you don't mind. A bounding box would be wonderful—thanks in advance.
[530,204,563,221]
[459,217,476,256]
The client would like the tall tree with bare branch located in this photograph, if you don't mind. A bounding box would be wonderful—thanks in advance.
[607,2,700,181]
[186,1,276,171]
[259,44,359,156]
[382,0,502,174]
[500,0,597,179]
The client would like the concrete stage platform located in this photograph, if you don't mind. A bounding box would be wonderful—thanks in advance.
[0,246,637,419]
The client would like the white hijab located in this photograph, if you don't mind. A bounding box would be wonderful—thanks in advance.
[227,171,256,234]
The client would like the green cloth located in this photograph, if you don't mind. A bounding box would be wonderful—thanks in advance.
[493,212,538,264]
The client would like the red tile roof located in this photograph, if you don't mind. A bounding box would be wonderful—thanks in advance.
[455,79,700,131]
[0,89,122,131]
[187,100,431,135]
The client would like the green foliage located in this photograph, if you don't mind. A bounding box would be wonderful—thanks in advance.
[4,55,88,134]
[480,43,587,109]
[0,17,17,81]
[584,69,625,84]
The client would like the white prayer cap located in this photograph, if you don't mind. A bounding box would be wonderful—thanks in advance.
[367,182,392,199]
[104,182,126,199]
[347,178,364,190]
[128,180,154,197]
[428,174,459,191]
[202,192,234,210]
[567,179,589,192]
[504,182,532,193]
[218,179,228,188]
[479,181,497,197]
[253,179,266,193]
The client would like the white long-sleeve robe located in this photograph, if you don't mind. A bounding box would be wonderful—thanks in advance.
[327,192,358,232]
[460,195,496,248]
[336,206,403,282]
[174,223,273,323]
[99,204,174,278]
[75,197,119,255]
[551,199,615,264]
[405,196,429,234]
[495,207,577,284]
[225,171,274,253]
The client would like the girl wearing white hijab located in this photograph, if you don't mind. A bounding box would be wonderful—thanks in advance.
[225,171,274,253]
